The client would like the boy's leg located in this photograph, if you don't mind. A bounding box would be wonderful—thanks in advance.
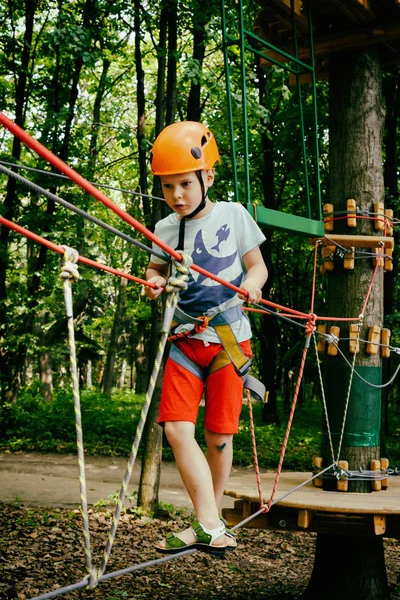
[160,420,225,547]
[204,429,233,508]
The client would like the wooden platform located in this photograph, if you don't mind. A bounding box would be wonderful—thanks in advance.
[223,472,400,538]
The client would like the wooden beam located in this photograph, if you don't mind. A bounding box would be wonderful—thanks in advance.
[331,0,375,22]
[310,234,394,249]
[258,22,400,67]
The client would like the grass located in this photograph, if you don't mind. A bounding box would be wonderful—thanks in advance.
[0,385,399,471]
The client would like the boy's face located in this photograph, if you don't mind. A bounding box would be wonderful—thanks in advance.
[160,169,214,219]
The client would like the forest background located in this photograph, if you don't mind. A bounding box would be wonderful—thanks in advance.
[0,0,399,478]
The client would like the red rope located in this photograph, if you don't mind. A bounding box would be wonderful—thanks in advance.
[267,335,310,509]
[168,315,209,342]
[361,245,384,316]
[0,112,310,320]
[246,389,264,508]
[0,216,154,288]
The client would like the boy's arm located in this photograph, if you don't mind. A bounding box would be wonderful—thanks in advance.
[145,260,170,300]
[239,247,268,304]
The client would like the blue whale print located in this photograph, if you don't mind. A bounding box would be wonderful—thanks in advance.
[178,228,243,313]
[191,230,237,283]
[212,224,230,252]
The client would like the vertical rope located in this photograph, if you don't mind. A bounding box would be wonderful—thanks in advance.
[313,334,335,464]
[246,389,264,507]
[96,252,193,580]
[60,247,96,585]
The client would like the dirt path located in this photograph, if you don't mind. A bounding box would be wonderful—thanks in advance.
[0,451,257,509]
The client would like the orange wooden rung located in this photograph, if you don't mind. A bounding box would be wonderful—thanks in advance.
[337,460,349,492]
[374,201,385,231]
[312,456,324,488]
[381,328,391,359]
[317,324,327,354]
[343,247,355,270]
[384,247,393,272]
[349,323,360,354]
[381,457,389,489]
[370,459,382,492]
[367,326,381,355]
[347,199,357,228]
[323,203,334,233]
[321,245,335,271]
[327,326,340,356]
[385,209,393,236]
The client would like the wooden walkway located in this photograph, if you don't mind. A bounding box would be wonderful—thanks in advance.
[223,472,400,538]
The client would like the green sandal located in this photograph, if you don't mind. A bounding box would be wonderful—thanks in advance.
[220,516,237,550]
[155,519,227,556]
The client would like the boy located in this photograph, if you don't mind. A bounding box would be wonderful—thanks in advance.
[145,121,268,555]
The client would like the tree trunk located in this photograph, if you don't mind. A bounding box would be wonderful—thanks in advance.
[102,277,128,397]
[40,351,53,401]
[0,0,36,403]
[300,535,389,600]
[381,68,400,448]
[137,1,173,513]
[134,322,148,393]
[303,49,388,599]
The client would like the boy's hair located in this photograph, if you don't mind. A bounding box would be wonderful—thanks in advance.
[150,121,220,176]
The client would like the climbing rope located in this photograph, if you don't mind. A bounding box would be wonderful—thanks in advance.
[56,248,193,591]
[60,247,96,586]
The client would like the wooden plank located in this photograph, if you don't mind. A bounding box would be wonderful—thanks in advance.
[310,234,394,249]
[224,472,400,515]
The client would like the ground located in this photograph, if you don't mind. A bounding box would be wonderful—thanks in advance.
[0,504,399,600]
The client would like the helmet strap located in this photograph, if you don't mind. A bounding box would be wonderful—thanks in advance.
[176,171,208,251]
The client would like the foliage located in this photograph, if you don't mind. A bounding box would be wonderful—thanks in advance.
[1,388,399,470]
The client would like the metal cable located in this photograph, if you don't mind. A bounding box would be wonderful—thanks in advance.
[0,163,169,262]
[0,159,165,202]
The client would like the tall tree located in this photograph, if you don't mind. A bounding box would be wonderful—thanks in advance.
[302,49,389,599]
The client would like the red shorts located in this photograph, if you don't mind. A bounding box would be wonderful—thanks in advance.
[158,337,252,434]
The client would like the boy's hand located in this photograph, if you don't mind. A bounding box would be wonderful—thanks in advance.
[145,275,167,300]
[238,280,262,304]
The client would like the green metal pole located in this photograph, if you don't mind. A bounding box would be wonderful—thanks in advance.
[238,0,251,205]
[221,0,240,203]
[308,3,322,221]
[290,0,311,219]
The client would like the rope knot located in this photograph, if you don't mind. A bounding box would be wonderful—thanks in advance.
[60,246,80,281]
[165,252,193,294]
[84,567,100,590]
[306,313,317,337]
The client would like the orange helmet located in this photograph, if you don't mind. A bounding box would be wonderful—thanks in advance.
[150,121,220,176]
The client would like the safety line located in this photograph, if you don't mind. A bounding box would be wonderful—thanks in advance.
[0,216,154,289]
[0,159,166,202]
[0,112,310,320]
[0,163,169,262]
[29,464,337,600]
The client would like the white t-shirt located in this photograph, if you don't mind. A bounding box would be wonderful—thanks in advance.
[151,201,266,343]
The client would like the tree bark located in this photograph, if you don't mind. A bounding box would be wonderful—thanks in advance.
[102,277,128,397]
[303,49,388,599]
[300,535,389,600]
[0,0,37,403]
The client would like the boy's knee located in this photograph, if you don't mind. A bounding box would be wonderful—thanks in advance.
[164,421,194,446]
[205,429,233,452]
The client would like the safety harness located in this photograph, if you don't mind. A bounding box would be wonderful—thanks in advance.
[168,304,267,403]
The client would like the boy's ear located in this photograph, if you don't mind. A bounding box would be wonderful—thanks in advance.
[205,168,215,188]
